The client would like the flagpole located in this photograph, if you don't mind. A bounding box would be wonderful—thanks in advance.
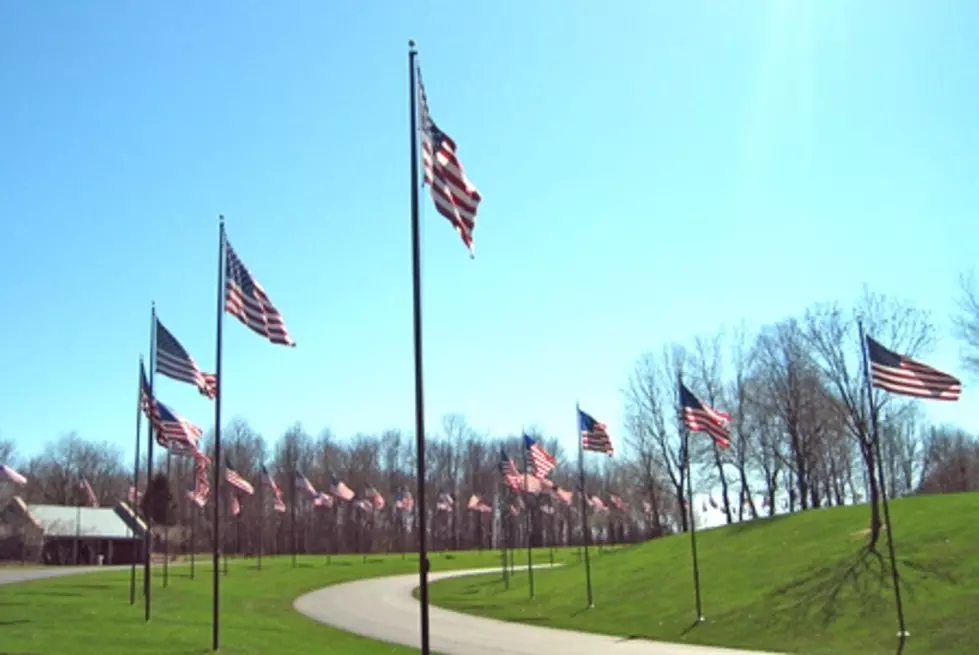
[211,216,226,652]
[130,358,143,605]
[576,403,593,608]
[190,502,196,580]
[684,427,704,622]
[163,450,171,588]
[499,478,509,589]
[857,321,908,640]
[144,302,156,622]
[521,438,535,599]
[408,39,432,655]
[290,475,297,568]
[258,477,263,571]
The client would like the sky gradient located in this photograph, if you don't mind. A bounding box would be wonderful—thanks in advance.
[1,1,976,468]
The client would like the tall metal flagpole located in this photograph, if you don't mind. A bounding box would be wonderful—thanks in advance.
[144,303,156,621]
[130,359,143,605]
[290,474,297,568]
[576,403,594,608]
[257,477,264,571]
[522,438,535,599]
[211,216,226,652]
[499,479,509,589]
[408,39,432,655]
[858,321,908,640]
[684,429,704,622]
[163,451,171,587]
[190,502,196,580]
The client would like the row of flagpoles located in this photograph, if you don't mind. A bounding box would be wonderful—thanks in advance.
[2,39,964,654]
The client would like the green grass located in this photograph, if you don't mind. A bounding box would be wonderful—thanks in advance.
[428,493,979,654]
[0,547,574,654]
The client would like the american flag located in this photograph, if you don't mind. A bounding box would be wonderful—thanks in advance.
[224,238,295,347]
[364,485,386,511]
[166,438,206,460]
[0,463,27,487]
[295,471,318,498]
[140,361,204,450]
[466,494,492,513]
[579,408,614,455]
[229,494,241,517]
[79,477,99,507]
[588,495,607,511]
[155,317,217,399]
[417,68,482,257]
[313,492,334,508]
[679,382,731,448]
[608,493,629,511]
[866,335,961,401]
[395,488,414,511]
[188,456,210,508]
[436,492,454,512]
[523,434,556,479]
[261,465,287,512]
[354,498,373,513]
[224,460,255,495]
[498,449,522,491]
[154,402,204,449]
[330,475,355,502]
[551,486,573,505]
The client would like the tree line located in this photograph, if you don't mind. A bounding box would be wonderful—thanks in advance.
[2,282,978,560]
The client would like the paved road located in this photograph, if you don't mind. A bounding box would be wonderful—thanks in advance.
[0,566,115,586]
[294,567,782,655]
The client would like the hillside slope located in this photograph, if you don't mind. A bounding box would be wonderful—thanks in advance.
[428,493,979,654]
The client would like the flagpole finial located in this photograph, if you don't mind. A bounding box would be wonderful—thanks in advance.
[218,213,225,225]
[409,39,416,50]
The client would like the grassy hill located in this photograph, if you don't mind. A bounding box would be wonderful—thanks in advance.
[428,492,979,654]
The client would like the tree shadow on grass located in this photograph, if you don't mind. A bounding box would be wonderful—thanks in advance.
[770,545,957,629]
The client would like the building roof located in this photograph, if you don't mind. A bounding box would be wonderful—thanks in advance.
[1,497,146,539]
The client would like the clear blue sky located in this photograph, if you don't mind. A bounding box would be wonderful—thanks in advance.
[1,1,976,464]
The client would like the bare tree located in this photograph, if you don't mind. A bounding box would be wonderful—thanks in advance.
[803,291,933,550]
[688,331,734,524]
[624,346,690,531]
[953,270,979,377]
[728,323,757,521]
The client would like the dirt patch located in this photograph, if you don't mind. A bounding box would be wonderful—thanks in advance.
[849,525,887,538]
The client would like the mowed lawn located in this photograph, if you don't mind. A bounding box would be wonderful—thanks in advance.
[0,547,573,655]
[429,493,979,655]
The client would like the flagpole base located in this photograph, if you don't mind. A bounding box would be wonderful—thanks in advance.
[698,616,706,622]
[898,631,910,638]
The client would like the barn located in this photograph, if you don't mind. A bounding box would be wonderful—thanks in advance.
[0,496,147,565]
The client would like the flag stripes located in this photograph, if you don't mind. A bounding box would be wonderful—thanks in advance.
[866,335,961,401]
[417,68,482,256]
[224,460,255,496]
[523,434,556,479]
[155,318,217,398]
[224,239,295,347]
[679,382,732,448]
[579,408,614,455]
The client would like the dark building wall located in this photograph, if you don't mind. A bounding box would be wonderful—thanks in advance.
[0,536,143,566]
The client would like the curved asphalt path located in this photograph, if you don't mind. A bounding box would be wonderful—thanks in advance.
[295,567,782,655]
[0,566,118,586]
